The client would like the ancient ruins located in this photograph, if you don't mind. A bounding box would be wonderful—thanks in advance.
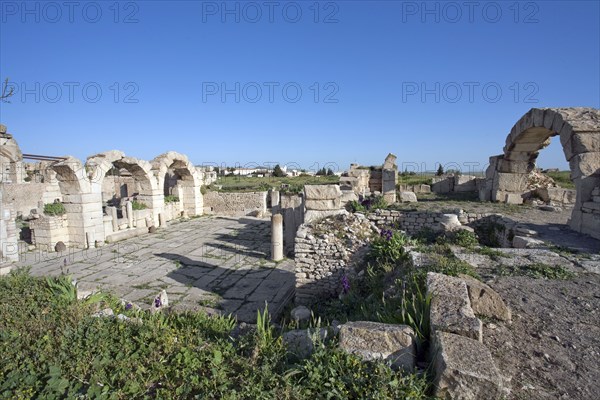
[1,107,600,398]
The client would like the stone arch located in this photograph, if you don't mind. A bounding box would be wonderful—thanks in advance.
[86,150,159,236]
[152,151,203,218]
[482,107,600,239]
[50,157,98,247]
[86,150,158,206]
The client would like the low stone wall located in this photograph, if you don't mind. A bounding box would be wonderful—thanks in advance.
[203,191,267,217]
[366,209,498,235]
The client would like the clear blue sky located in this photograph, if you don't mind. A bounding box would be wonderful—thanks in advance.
[1,0,598,173]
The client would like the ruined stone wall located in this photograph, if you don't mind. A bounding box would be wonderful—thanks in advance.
[0,186,19,266]
[398,184,431,194]
[431,175,481,194]
[366,209,497,235]
[2,181,62,216]
[294,213,377,305]
[293,209,512,305]
[203,191,267,217]
[30,215,70,252]
[102,175,137,203]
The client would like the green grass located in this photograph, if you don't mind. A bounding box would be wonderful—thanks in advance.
[475,247,511,261]
[397,173,434,187]
[496,262,575,280]
[544,170,575,189]
[211,174,340,193]
[0,269,430,399]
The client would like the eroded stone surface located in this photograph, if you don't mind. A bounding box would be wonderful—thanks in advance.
[458,274,512,322]
[427,272,483,342]
[432,331,504,400]
[338,321,416,370]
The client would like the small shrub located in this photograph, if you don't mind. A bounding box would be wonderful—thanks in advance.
[257,182,271,192]
[370,196,388,210]
[368,230,414,266]
[413,227,440,245]
[131,200,147,210]
[448,229,479,248]
[43,202,66,216]
[164,195,180,203]
[349,200,366,213]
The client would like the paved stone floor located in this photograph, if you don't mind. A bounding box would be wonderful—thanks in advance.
[12,216,295,322]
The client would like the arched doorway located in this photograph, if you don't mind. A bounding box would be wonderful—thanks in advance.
[482,107,600,239]
[86,150,159,237]
[152,152,203,220]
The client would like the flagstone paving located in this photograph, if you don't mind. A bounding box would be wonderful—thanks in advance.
[14,216,295,322]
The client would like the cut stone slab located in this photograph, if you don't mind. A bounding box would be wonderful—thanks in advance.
[303,184,341,200]
[338,321,416,370]
[304,209,348,223]
[432,331,504,400]
[399,191,418,203]
[304,198,342,211]
[458,274,511,322]
[427,272,482,342]
[512,235,545,249]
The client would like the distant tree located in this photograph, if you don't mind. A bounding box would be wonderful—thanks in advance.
[436,164,444,176]
[1,78,14,103]
[326,168,335,176]
[273,164,286,177]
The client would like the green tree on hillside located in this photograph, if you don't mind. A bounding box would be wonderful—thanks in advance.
[273,164,286,177]
[436,164,444,176]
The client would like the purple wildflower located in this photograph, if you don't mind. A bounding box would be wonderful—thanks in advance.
[361,199,372,209]
[341,275,350,294]
[154,297,162,308]
[125,303,132,311]
[380,229,393,241]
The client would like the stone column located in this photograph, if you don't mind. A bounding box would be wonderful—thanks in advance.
[270,190,280,214]
[126,201,133,228]
[108,206,119,232]
[271,213,283,261]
